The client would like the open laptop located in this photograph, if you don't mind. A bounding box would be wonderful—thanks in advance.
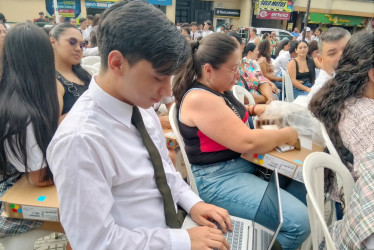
[182,169,283,250]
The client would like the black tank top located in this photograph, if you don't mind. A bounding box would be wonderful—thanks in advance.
[57,72,89,115]
[294,56,315,84]
[178,82,249,165]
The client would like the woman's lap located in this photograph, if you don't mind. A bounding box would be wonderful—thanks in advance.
[293,82,312,99]
[192,158,310,249]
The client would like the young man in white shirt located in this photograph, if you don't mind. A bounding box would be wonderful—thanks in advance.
[189,22,201,41]
[274,40,298,76]
[79,17,90,43]
[306,27,351,105]
[47,1,231,250]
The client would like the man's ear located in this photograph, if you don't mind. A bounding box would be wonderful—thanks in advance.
[107,50,128,75]
[316,53,323,65]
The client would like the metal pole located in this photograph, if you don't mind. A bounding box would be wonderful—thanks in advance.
[302,0,312,41]
[54,0,60,24]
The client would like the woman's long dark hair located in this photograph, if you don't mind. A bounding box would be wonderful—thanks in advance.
[258,40,271,63]
[50,23,91,85]
[275,39,290,57]
[310,30,373,165]
[173,33,238,109]
[0,23,59,181]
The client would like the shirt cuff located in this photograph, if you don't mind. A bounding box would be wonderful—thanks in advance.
[178,189,203,213]
[168,228,191,250]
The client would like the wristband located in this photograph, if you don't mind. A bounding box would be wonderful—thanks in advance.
[252,104,257,116]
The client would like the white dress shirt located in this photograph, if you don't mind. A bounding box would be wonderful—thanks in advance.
[306,69,333,105]
[274,51,291,76]
[202,30,213,37]
[190,31,201,41]
[80,27,91,42]
[47,76,202,250]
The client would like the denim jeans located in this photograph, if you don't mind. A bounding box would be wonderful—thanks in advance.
[192,158,310,250]
[293,81,312,99]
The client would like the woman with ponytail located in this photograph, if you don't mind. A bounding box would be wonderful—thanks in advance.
[173,33,310,249]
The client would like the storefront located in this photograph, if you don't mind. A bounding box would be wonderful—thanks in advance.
[308,13,368,32]
[214,8,240,29]
[252,0,294,29]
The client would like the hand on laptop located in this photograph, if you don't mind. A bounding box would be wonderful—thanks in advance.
[189,202,232,233]
[187,226,229,250]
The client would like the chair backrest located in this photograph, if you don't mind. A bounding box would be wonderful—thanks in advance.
[93,62,101,70]
[169,104,199,195]
[319,122,341,162]
[303,152,355,250]
[280,68,294,102]
[81,56,101,65]
[232,85,255,105]
[81,64,99,75]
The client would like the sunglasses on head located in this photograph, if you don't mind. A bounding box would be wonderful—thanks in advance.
[67,37,86,49]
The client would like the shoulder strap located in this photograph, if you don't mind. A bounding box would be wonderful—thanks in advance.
[56,72,80,97]
[293,59,299,73]
[240,75,251,92]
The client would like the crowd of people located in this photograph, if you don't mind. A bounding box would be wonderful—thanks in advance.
[0,1,373,249]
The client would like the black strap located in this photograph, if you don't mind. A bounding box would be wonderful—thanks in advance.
[240,75,251,92]
[56,72,80,97]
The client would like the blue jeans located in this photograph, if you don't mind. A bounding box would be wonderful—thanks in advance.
[192,158,310,250]
[293,81,312,99]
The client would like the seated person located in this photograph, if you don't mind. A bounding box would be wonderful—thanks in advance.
[173,33,310,249]
[237,43,278,104]
[257,40,283,91]
[0,23,60,247]
[310,30,374,205]
[329,152,374,249]
[287,41,317,99]
[274,40,298,77]
[47,2,232,249]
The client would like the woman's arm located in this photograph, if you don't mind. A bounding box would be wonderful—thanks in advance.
[181,90,298,154]
[259,61,282,82]
[57,80,67,124]
[287,60,311,92]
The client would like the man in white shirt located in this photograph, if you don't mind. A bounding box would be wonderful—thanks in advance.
[306,27,351,105]
[189,22,201,41]
[298,27,312,43]
[79,17,90,43]
[274,40,298,76]
[47,1,231,250]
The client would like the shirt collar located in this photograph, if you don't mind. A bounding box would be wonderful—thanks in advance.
[89,75,133,127]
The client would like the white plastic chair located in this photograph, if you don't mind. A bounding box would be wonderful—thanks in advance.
[81,64,99,76]
[280,68,294,102]
[319,122,341,162]
[81,56,100,65]
[169,104,199,195]
[93,62,101,70]
[303,152,355,250]
[232,85,255,105]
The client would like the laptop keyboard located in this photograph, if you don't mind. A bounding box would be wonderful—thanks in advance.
[254,228,273,250]
[216,219,244,250]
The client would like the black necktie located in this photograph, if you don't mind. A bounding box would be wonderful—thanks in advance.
[131,106,180,228]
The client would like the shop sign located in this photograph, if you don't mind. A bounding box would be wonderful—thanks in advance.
[214,8,240,18]
[46,0,81,18]
[257,10,291,20]
[85,1,116,9]
[258,0,293,13]
[147,0,172,6]
[309,13,367,27]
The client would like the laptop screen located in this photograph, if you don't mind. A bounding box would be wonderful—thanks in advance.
[252,170,283,250]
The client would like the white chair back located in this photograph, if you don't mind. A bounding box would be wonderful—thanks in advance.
[81,56,100,65]
[93,62,101,70]
[169,104,199,195]
[303,152,355,250]
[81,64,99,76]
[232,85,255,105]
[280,68,294,102]
[319,122,341,162]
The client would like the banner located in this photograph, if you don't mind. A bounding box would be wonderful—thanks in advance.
[147,0,172,6]
[46,0,81,18]
[257,10,291,20]
[214,8,240,18]
[308,13,367,27]
[259,0,293,13]
[85,1,116,9]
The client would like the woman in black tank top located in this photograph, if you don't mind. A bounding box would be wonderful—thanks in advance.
[173,33,310,249]
[50,23,91,123]
[287,40,317,99]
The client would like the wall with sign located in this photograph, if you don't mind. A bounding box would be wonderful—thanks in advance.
[255,0,293,21]
[0,0,45,23]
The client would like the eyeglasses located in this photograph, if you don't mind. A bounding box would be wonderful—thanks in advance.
[67,37,86,49]
[217,65,240,74]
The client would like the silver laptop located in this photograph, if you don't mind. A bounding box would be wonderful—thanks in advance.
[182,169,283,250]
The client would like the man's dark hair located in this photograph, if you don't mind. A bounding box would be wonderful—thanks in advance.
[86,15,94,21]
[80,17,86,23]
[98,0,190,75]
[190,22,197,27]
[228,31,242,45]
[289,40,299,54]
[0,13,6,23]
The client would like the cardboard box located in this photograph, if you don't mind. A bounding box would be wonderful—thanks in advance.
[1,175,60,222]
[163,129,179,150]
[241,143,323,183]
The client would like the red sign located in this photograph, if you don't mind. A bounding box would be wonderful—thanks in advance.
[257,10,291,20]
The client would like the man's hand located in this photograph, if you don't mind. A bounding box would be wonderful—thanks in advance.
[187,226,229,250]
[189,202,232,233]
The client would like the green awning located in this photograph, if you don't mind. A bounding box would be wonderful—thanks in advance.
[308,13,367,27]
